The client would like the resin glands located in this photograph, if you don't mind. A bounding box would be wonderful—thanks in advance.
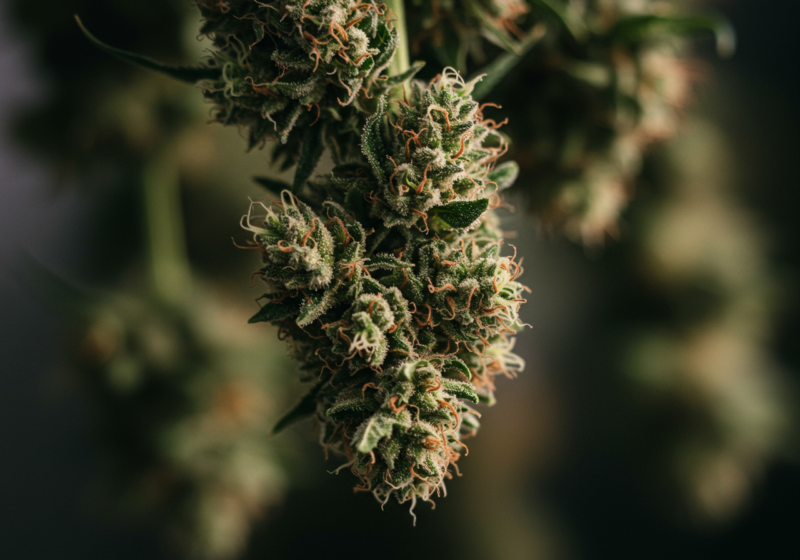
[244,69,527,513]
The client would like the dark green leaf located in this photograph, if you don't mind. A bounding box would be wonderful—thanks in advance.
[293,124,325,192]
[384,61,426,87]
[75,16,219,83]
[443,357,472,380]
[430,198,489,229]
[272,383,322,434]
[253,176,292,193]
[370,24,397,71]
[248,299,300,324]
[441,379,479,403]
[361,95,388,183]
[296,288,335,326]
[470,32,541,101]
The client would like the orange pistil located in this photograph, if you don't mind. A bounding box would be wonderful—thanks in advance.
[246,77,279,99]
[452,131,473,159]
[413,303,434,328]
[389,396,407,413]
[452,439,469,456]
[306,102,321,125]
[277,240,294,252]
[427,279,457,293]
[249,270,265,289]
[411,208,429,234]
[415,163,431,194]
[482,118,509,130]
[302,32,330,72]
[426,378,442,392]
[438,399,460,428]
[441,296,457,320]
[301,218,317,246]
[428,106,452,131]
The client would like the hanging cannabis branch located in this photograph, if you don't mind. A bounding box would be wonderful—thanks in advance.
[77,0,525,518]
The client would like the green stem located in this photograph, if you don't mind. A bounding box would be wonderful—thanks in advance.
[387,0,410,76]
[142,148,192,305]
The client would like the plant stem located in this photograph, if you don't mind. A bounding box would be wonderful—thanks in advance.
[142,148,192,305]
[386,0,410,76]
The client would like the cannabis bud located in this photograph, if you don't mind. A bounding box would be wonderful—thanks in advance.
[75,0,528,518]
[495,0,732,244]
[196,0,401,154]
[314,68,520,232]
[245,71,527,515]
[407,0,531,69]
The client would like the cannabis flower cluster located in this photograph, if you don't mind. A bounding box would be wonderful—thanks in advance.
[495,0,727,244]
[244,70,526,513]
[75,0,527,516]
[196,0,403,159]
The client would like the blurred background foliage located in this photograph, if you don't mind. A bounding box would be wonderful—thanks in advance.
[0,0,798,559]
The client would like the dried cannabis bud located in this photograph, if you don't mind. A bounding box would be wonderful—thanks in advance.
[196,0,408,159]
[245,71,527,515]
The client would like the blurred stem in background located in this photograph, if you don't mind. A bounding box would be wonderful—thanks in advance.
[142,147,191,305]
[386,0,410,76]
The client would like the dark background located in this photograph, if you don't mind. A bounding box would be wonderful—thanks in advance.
[1,1,798,558]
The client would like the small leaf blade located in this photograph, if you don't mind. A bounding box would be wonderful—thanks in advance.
[248,299,300,324]
[361,95,388,184]
[293,124,325,192]
[254,176,292,193]
[75,15,219,83]
[430,198,489,229]
[272,383,322,434]
[384,61,426,87]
